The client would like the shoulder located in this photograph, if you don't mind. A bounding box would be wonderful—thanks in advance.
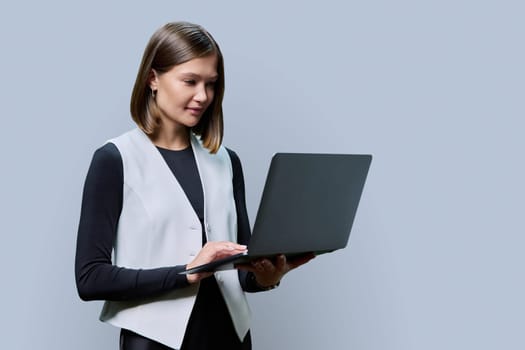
[86,143,123,183]
[104,128,147,154]
[83,143,123,193]
[92,143,122,168]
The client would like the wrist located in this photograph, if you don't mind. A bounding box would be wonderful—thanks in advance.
[184,265,198,284]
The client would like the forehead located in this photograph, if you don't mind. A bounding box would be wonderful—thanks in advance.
[169,54,218,77]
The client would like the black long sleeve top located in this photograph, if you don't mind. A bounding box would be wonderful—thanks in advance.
[75,143,261,301]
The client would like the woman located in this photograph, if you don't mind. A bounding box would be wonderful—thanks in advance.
[75,21,312,350]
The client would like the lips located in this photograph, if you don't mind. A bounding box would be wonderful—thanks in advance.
[186,107,204,115]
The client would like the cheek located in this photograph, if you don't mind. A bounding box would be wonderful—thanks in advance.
[160,85,186,106]
[157,91,184,116]
[207,89,216,105]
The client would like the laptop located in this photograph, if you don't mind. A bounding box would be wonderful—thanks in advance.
[180,153,372,275]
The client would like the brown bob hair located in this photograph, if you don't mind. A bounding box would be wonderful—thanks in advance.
[130,22,225,153]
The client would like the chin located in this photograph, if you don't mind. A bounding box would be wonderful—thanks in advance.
[183,118,202,128]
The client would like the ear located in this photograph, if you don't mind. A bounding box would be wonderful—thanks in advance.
[148,69,158,91]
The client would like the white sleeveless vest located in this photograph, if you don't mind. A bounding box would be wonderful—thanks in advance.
[99,128,251,349]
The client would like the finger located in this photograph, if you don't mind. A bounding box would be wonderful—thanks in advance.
[251,258,275,272]
[214,243,247,257]
[253,260,267,273]
[261,259,277,272]
[220,242,247,251]
[275,254,287,271]
[288,253,315,269]
[203,242,247,260]
[206,241,246,250]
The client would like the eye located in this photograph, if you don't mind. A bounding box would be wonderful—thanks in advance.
[183,79,196,85]
[206,81,217,88]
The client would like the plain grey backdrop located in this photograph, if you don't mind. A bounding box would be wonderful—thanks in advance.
[0,0,523,349]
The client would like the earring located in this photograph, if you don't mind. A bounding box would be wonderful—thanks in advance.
[152,89,156,98]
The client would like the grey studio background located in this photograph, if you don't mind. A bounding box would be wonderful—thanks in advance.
[0,1,523,349]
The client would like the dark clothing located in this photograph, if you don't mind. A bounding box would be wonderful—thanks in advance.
[120,329,172,350]
[76,143,260,349]
[120,328,251,350]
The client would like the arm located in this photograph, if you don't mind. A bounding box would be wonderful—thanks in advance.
[227,148,269,292]
[74,143,189,301]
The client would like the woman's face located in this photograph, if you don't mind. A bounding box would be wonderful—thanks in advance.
[150,54,218,130]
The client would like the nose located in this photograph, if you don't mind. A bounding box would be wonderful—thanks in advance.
[194,84,208,104]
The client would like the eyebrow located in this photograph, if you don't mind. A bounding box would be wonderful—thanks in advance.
[180,72,218,80]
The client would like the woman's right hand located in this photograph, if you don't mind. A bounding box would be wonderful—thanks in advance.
[185,241,247,284]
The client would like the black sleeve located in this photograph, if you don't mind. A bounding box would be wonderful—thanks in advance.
[227,148,265,293]
[75,143,189,302]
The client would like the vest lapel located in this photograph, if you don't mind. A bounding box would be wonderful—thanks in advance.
[134,129,202,223]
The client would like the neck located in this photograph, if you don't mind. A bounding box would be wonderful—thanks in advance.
[150,123,191,151]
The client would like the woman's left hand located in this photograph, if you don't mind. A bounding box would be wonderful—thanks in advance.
[237,253,315,288]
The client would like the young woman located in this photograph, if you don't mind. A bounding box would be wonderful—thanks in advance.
[75,21,312,350]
